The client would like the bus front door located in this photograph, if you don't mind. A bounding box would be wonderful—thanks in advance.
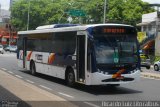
[23,37,27,69]
[77,34,86,83]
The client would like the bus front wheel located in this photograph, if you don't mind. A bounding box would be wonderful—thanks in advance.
[66,68,75,87]
[31,62,36,75]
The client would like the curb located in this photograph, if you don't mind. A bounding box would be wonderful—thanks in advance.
[141,72,160,80]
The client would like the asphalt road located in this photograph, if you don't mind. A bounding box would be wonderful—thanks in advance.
[0,52,160,107]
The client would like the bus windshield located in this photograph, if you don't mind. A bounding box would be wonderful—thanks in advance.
[94,34,138,64]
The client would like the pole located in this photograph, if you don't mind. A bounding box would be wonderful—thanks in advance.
[103,0,107,23]
[9,24,11,46]
[27,0,30,30]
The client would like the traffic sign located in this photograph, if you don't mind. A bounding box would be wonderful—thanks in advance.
[68,9,86,17]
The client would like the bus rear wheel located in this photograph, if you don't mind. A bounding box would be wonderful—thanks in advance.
[66,68,75,87]
[31,62,36,75]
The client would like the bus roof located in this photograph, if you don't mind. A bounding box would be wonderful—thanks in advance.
[36,24,79,30]
[18,23,134,35]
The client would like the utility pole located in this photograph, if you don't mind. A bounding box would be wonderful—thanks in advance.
[27,0,30,30]
[103,0,107,23]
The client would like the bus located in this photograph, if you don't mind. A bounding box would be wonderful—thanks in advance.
[17,24,140,86]
[36,24,79,30]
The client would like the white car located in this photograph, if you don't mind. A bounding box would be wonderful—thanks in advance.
[0,45,4,54]
[4,45,17,52]
[154,61,160,71]
[9,46,17,52]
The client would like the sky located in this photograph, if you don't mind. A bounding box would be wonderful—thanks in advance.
[0,0,10,10]
[0,0,160,10]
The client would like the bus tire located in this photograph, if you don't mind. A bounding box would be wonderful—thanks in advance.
[66,68,75,87]
[31,62,36,75]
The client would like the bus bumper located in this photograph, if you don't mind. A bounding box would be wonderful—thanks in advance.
[87,70,140,85]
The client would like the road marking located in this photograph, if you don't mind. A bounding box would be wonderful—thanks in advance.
[15,75,23,79]
[58,92,74,98]
[39,85,52,91]
[26,79,34,84]
[84,102,100,107]
[1,68,7,71]
[7,71,14,74]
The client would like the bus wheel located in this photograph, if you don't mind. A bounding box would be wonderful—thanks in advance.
[31,62,36,75]
[66,68,75,87]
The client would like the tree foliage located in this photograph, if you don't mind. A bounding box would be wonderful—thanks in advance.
[11,0,154,30]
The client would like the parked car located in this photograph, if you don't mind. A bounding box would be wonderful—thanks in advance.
[0,45,4,54]
[9,46,17,52]
[4,46,10,51]
[140,54,151,69]
[154,61,160,71]
[4,45,17,52]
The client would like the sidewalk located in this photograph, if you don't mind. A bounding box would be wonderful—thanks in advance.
[0,70,77,107]
[141,68,160,80]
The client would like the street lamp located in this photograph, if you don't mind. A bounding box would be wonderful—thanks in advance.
[27,0,30,30]
[103,0,107,23]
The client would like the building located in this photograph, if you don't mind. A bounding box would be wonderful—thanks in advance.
[137,11,160,58]
[0,4,17,46]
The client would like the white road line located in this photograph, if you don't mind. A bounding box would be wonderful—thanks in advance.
[7,71,14,74]
[15,75,23,79]
[1,68,7,71]
[58,92,74,98]
[84,102,100,107]
[26,79,34,84]
[39,85,52,91]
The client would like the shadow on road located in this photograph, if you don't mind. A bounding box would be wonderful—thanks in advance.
[74,85,142,95]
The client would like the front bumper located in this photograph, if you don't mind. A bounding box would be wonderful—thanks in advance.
[88,70,140,85]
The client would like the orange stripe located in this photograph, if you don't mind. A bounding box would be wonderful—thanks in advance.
[112,68,126,78]
[48,53,55,64]
[27,51,32,61]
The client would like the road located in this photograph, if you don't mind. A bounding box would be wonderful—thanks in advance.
[0,52,160,107]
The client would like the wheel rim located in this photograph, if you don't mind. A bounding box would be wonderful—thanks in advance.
[155,65,158,71]
[68,72,74,83]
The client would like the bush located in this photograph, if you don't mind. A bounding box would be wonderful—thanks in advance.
[154,56,160,62]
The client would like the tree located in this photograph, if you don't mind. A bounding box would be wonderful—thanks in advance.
[11,0,155,31]
[122,0,154,25]
[11,0,63,30]
[106,0,154,25]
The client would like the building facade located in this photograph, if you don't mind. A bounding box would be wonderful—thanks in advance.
[0,4,17,46]
[137,11,160,57]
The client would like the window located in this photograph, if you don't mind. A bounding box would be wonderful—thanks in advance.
[23,31,76,54]
[52,31,76,55]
